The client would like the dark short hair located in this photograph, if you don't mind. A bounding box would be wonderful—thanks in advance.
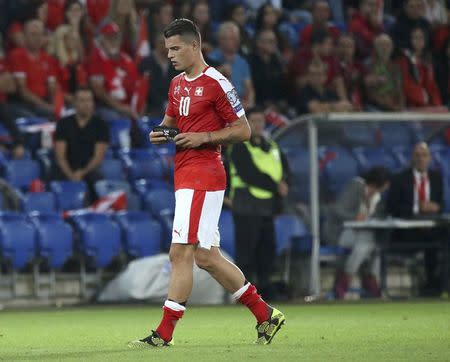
[163,18,201,43]
[362,166,391,188]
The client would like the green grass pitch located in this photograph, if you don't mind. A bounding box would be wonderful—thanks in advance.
[0,301,449,361]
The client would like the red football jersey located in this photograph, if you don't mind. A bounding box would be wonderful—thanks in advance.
[87,46,138,104]
[166,67,245,191]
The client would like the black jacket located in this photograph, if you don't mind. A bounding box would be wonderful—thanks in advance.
[387,168,444,218]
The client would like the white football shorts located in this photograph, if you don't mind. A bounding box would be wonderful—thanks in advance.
[171,188,225,249]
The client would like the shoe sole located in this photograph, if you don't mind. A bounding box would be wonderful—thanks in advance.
[266,316,286,345]
[127,340,172,349]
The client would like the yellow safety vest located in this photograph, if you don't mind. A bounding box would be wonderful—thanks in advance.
[229,139,283,199]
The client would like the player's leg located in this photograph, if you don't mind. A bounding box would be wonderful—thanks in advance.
[128,189,199,348]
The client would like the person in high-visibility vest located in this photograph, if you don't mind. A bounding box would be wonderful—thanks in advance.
[227,107,290,300]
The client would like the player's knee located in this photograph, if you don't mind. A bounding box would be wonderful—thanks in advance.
[194,251,214,271]
[169,245,194,266]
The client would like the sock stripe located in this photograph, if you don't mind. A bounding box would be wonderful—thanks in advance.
[232,282,250,301]
[164,300,186,312]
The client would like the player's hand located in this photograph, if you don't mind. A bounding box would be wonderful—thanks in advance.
[149,131,168,145]
[174,132,207,148]
[277,181,289,197]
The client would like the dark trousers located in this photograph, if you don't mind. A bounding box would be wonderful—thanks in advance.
[232,213,276,291]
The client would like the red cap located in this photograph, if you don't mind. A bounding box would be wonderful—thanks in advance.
[100,22,120,36]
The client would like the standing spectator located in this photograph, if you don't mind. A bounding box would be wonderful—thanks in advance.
[227,3,253,56]
[0,51,25,159]
[87,21,140,121]
[364,34,404,111]
[228,107,290,300]
[288,29,347,101]
[424,0,448,28]
[434,37,450,107]
[249,29,285,108]
[336,34,364,110]
[390,0,432,52]
[348,0,384,60]
[299,0,340,48]
[209,21,255,109]
[324,166,391,299]
[51,25,87,105]
[148,1,173,48]
[8,19,58,119]
[54,87,109,201]
[106,0,138,56]
[138,32,178,117]
[190,1,215,56]
[387,142,444,296]
[397,27,442,108]
[254,3,287,53]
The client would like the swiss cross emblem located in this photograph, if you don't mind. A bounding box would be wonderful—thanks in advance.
[195,87,203,96]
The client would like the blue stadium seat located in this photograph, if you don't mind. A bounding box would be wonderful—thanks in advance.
[352,147,400,173]
[218,209,235,258]
[15,117,49,151]
[342,123,377,147]
[29,212,73,269]
[284,147,310,203]
[108,118,131,149]
[115,211,162,258]
[134,179,171,198]
[378,123,416,148]
[0,212,36,269]
[50,181,87,211]
[136,116,162,147]
[22,192,57,213]
[35,148,55,180]
[3,159,41,191]
[70,212,121,268]
[118,148,165,181]
[321,146,359,198]
[94,180,141,211]
[390,145,413,170]
[100,158,125,181]
[275,214,311,254]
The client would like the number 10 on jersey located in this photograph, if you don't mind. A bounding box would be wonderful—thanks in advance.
[179,96,191,116]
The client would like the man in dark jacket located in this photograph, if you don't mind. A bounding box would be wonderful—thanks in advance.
[227,107,290,300]
[387,142,444,295]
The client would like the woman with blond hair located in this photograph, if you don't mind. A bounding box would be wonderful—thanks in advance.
[105,0,138,55]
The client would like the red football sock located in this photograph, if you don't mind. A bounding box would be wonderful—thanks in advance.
[155,301,185,342]
[237,284,270,324]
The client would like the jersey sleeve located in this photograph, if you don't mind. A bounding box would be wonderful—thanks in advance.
[165,79,176,117]
[214,77,245,123]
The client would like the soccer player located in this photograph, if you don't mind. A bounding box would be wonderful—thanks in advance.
[128,19,285,348]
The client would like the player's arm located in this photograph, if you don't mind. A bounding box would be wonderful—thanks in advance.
[174,115,251,148]
[149,114,176,145]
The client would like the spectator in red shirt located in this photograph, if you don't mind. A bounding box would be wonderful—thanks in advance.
[298,1,340,48]
[349,0,384,60]
[8,19,58,119]
[47,0,66,31]
[88,21,139,121]
[336,34,364,111]
[86,0,111,26]
[397,27,442,108]
[288,29,347,102]
[0,53,25,159]
[105,0,138,56]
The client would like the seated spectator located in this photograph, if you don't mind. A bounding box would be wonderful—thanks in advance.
[255,3,288,54]
[138,32,178,117]
[8,19,58,119]
[249,29,286,108]
[296,60,353,115]
[397,27,442,108]
[87,21,140,121]
[53,87,109,201]
[0,52,25,159]
[348,0,384,60]
[105,0,138,56]
[363,34,404,111]
[288,29,347,101]
[390,0,432,53]
[387,142,444,296]
[424,0,448,28]
[148,1,173,48]
[324,166,391,299]
[190,1,215,56]
[209,21,255,109]
[51,25,88,105]
[227,3,253,56]
[299,0,340,48]
[336,34,364,111]
[434,37,450,107]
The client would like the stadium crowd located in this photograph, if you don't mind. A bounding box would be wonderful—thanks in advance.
[0,0,449,299]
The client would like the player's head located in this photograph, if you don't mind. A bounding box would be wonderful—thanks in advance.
[412,142,431,173]
[74,86,95,118]
[362,166,391,192]
[164,18,202,71]
[246,107,265,137]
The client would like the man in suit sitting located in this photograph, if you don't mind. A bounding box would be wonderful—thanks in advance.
[387,142,444,295]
